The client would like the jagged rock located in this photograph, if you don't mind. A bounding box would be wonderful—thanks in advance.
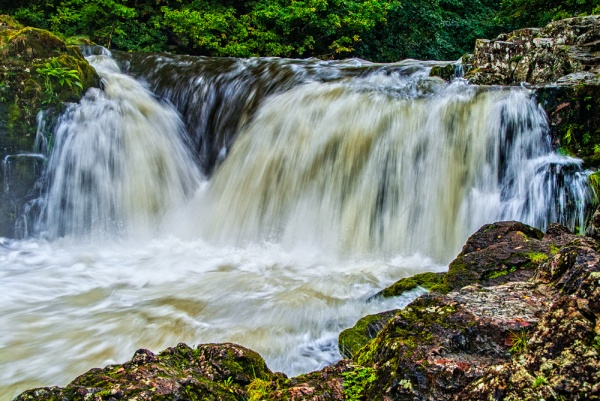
[465,16,600,86]
[460,16,600,168]
[352,280,552,401]
[14,342,278,401]
[444,221,549,290]
[459,241,600,401]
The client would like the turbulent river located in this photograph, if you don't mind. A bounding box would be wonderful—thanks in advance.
[0,50,592,399]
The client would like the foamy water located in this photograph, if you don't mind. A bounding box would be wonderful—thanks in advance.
[0,237,436,400]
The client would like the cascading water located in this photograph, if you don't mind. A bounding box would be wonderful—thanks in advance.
[190,77,590,260]
[36,55,202,239]
[0,50,593,400]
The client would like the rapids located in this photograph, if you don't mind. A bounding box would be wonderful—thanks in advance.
[0,51,592,399]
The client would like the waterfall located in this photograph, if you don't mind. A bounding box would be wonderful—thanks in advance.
[36,55,203,239]
[32,52,591,257]
[0,51,593,400]
[177,76,588,261]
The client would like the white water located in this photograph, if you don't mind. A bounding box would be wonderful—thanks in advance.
[0,54,592,400]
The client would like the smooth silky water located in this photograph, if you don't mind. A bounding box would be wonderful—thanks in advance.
[0,53,591,399]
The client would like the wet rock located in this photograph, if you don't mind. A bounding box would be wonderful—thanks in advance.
[0,15,99,237]
[14,342,276,401]
[338,310,398,359]
[377,271,449,298]
[429,63,457,81]
[268,360,354,401]
[444,221,549,290]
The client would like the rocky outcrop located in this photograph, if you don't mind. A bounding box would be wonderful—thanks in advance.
[461,16,600,169]
[15,219,600,400]
[464,16,600,86]
[15,343,279,401]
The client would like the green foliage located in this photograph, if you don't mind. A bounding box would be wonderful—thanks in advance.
[508,330,529,354]
[4,0,598,60]
[36,58,83,104]
[355,0,503,61]
[497,0,599,30]
[532,375,547,388]
[342,366,377,401]
[161,0,390,58]
[246,378,271,401]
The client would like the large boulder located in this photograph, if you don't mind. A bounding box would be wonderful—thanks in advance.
[444,221,549,290]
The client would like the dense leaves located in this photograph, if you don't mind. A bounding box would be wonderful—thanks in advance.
[0,0,598,61]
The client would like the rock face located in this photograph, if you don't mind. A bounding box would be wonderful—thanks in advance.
[461,16,600,169]
[465,16,600,86]
[15,219,600,401]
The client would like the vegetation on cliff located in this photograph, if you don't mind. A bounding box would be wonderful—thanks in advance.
[1,0,597,61]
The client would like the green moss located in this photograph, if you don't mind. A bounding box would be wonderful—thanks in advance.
[444,259,478,290]
[528,252,549,265]
[339,310,397,358]
[485,269,509,279]
[342,366,377,401]
[380,272,449,298]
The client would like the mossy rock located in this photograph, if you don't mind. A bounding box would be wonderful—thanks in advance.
[338,310,398,359]
[0,20,100,153]
[353,294,510,401]
[15,343,276,401]
[378,271,450,298]
[2,27,67,61]
[429,64,456,81]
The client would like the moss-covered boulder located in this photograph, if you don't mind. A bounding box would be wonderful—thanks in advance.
[15,343,278,401]
[0,18,99,153]
[338,310,398,359]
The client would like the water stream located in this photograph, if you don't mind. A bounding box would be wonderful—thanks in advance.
[0,51,592,399]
